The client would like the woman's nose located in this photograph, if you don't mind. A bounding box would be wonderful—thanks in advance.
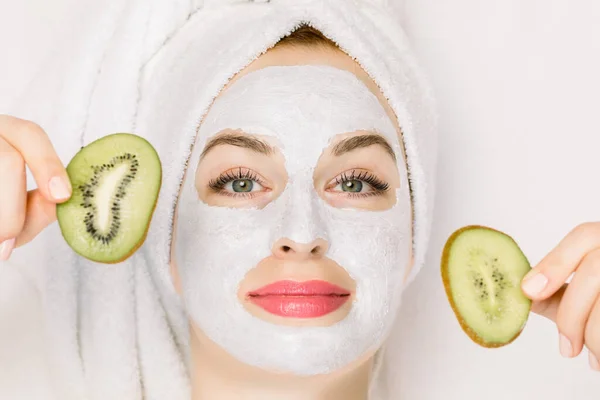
[271,237,329,261]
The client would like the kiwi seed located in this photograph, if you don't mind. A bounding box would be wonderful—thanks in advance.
[56,133,161,263]
[441,225,532,348]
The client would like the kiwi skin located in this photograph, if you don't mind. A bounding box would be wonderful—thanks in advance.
[56,133,162,264]
[441,224,531,348]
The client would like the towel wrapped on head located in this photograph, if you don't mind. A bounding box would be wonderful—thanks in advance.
[8,0,437,398]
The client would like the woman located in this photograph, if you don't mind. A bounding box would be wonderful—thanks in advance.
[0,1,598,399]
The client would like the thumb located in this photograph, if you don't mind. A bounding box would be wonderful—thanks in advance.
[529,283,568,323]
[14,189,59,248]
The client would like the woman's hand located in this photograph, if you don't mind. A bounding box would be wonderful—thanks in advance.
[522,222,600,371]
[0,115,72,261]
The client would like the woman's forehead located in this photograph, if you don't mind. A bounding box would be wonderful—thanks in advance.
[211,45,407,163]
[203,66,398,139]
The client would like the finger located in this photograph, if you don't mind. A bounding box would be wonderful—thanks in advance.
[554,248,600,357]
[522,222,600,300]
[0,137,27,250]
[584,295,600,371]
[14,189,57,248]
[530,284,567,322]
[0,115,71,203]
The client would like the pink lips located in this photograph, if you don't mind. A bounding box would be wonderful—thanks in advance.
[247,280,351,318]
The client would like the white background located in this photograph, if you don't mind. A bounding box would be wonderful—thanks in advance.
[0,0,598,399]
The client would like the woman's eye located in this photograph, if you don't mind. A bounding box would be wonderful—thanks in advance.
[336,180,368,193]
[225,179,264,193]
[208,168,269,198]
[327,170,390,198]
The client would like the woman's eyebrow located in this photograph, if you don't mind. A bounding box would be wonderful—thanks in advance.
[200,133,274,159]
[332,134,396,162]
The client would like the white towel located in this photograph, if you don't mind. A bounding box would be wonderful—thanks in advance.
[7,0,437,398]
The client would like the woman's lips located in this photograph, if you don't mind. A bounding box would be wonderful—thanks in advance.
[246,280,351,318]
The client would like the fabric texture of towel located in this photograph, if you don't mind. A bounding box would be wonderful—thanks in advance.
[8,0,438,399]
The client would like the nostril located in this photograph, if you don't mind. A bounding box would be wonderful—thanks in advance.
[272,239,328,259]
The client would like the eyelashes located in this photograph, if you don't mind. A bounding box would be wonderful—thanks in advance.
[208,167,261,190]
[333,170,390,196]
[208,167,268,199]
[207,168,391,200]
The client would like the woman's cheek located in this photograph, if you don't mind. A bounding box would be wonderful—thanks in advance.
[202,188,277,209]
[321,191,396,211]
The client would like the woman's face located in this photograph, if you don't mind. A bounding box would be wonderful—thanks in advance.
[196,127,401,326]
[170,44,414,374]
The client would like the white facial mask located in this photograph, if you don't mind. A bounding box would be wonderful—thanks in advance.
[174,65,412,375]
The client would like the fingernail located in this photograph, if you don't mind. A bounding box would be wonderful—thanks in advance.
[0,238,16,261]
[49,176,71,200]
[590,352,600,371]
[522,272,548,297]
[559,333,573,358]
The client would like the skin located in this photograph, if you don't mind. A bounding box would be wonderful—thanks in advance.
[0,40,599,399]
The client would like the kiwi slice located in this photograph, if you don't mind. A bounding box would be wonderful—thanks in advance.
[441,225,532,348]
[56,133,161,264]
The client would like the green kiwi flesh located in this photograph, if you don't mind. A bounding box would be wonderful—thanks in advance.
[441,225,532,347]
[56,133,161,263]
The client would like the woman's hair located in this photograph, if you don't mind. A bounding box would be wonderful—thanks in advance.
[274,24,339,50]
